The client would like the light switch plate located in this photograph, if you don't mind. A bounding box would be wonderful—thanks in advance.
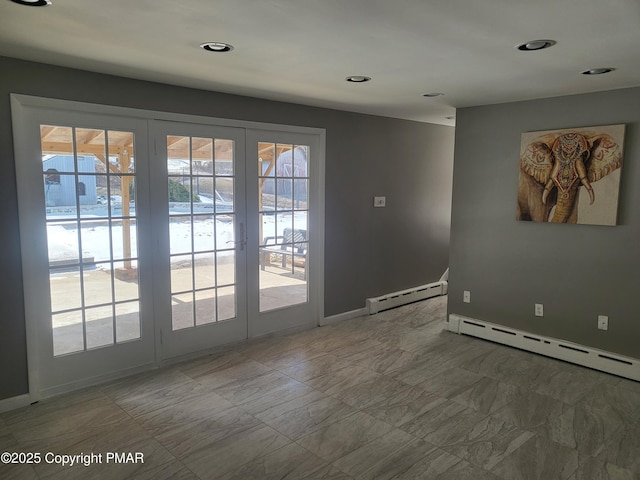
[373,196,386,207]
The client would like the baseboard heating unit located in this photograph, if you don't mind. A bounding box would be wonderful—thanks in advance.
[366,281,447,314]
[448,314,640,382]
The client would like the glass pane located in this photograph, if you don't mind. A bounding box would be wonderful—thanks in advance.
[193,177,215,211]
[260,213,276,246]
[168,177,193,214]
[260,183,275,214]
[52,310,84,356]
[218,286,236,321]
[276,214,294,241]
[294,211,308,234]
[76,128,105,158]
[192,137,213,175]
[293,179,308,209]
[109,175,135,218]
[167,135,190,171]
[276,144,293,177]
[277,179,293,210]
[217,214,234,250]
[194,253,215,290]
[49,268,81,313]
[195,289,216,326]
[83,267,113,307]
[171,255,193,294]
[94,174,109,211]
[193,215,215,253]
[111,219,138,261]
[215,177,234,214]
[169,216,192,255]
[116,301,140,342]
[108,131,135,173]
[172,292,194,330]
[114,266,139,303]
[217,251,235,287]
[41,125,73,169]
[47,221,80,267]
[215,139,234,176]
[80,219,111,263]
[293,145,309,177]
[44,173,77,217]
[85,305,114,349]
[258,142,275,176]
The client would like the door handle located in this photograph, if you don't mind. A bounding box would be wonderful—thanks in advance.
[226,222,246,251]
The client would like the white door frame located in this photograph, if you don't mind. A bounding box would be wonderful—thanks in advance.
[11,94,325,400]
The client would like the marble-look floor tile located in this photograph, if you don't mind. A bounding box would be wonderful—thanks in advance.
[305,365,381,396]
[540,383,640,457]
[490,391,567,430]
[398,398,475,439]
[597,419,640,474]
[331,428,422,479]
[0,464,39,480]
[180,424,290,479]
[101,368,194,402]
[256,344,330,370]
[238,378,319,417]
[126,460,198,480]
[302,465,355,479]
[390,354,455,386]
[572,451,638,480]
[296,411,394,463]
[220,442,327,480]
[191,359,274,390]
[214,371,304,406]
[450,376,523,414]
[531,367,608,405]
[177,350,250,379]
[112,376,212,418]
[1,387,106,427]
[371,445,463,480]
[332,375,412,410]
[364,384,447,427]
[437,415,535,471]
[139,403,261,459]
[340,344,424,375]
[8,398,130,451]
[459,349,546,388]
[259,393,356,440]
[281,355,353,383]
[490,434,579,480]
[417,366,485,398]
[34,421,176,480]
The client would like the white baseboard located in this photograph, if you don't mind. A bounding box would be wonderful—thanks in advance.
[321,307,368,326]
[0,394,32,413]
[448,314,640,382]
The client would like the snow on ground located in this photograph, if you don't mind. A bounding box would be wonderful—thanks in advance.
[46,211,307,267]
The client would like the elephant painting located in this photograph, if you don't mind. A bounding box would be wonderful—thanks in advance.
[517,125,624,226]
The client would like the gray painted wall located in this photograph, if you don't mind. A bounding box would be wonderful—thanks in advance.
[0,56,454,400]
[449,87,640,359]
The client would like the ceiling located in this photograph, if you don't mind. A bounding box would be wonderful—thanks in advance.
[1,0,639,126]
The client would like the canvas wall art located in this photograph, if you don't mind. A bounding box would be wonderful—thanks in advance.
[517,124,624,226]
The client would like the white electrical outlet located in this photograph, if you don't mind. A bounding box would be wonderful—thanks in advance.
[373,196,386,207]
[463,291,470,303]
[598,315,608,331]
[535,303,544,317]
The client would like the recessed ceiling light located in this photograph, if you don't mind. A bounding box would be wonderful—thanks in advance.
[10,0,51,5]
[200,42,234,53]
[581,67,615,75]
[422,92,444,97]
[345,76,371,83]
[516,39,556,51]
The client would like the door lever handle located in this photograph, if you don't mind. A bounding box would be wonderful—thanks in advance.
[226,222,246,251]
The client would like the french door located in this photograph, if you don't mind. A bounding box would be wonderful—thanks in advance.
[150,121,248,358]
[12,96,324,399]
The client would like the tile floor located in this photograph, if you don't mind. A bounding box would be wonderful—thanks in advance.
[1,296,639,479]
